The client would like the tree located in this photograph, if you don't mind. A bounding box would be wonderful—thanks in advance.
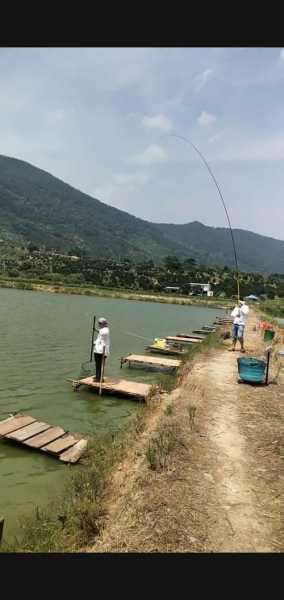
[28,244,39,253]
[163,255,181,271]
[183,258,196,269]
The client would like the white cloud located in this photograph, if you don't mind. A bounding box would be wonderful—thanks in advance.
[92,171,150,204]
[198,111,217,127]
[92,182,116,202]
[142,114,173,132]
[193,68,214,92]
[280,49,284,62]
[46,109,67,125]
[131,144,169,165]
[224,133,284,161]
[114,172,150,186]
[208,130,229,144]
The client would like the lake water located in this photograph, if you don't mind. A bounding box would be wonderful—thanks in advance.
[0,287,224,542]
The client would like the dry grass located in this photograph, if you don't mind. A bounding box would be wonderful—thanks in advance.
[146,421,185,471]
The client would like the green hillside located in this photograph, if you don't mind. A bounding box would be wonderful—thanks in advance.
[0,154,283,274]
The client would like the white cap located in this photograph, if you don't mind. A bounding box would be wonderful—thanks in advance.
[98,317,108,325]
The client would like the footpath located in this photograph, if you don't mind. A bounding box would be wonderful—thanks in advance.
[89,311,283,552]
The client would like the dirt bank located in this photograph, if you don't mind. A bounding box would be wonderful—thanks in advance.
[88,311,283,552]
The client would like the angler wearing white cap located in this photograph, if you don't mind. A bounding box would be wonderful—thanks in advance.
[229,299,249,352]
[93,317,110,382]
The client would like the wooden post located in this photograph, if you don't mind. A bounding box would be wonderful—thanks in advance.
[0,516,4,544]
[90,315,96,362]
[99,349,106,396]
[265,349,271,385]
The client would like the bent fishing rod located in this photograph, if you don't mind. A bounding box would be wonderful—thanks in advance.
[160,133,240,303]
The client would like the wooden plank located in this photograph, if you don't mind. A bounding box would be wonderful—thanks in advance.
[145,345,185,356]
[123,354,181,368]
[59,439,88,464]
[191,329,209,335]
[42,433,81,455]
[7,421,51,442]
[177,332,206,339]
[0,415,36,437]
[24,426,66,449]
[166,336,202,344]
[77,377,151,399]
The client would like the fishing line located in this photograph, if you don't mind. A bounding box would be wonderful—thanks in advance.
[160,133,240,302]
[120,330,152,342]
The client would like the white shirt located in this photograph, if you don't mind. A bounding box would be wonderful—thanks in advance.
[94,326,110,355]
[231,304,249,326]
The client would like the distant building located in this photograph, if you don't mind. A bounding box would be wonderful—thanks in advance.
[244,294,259,301]
[188,282,213,297]
[164,286,181,293]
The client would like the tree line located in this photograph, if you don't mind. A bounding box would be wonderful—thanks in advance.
[1,246,284,299]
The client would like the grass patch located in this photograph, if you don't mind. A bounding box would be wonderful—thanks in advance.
[187,403,197,431]
[164,403,174,416]
[146,422,185,471]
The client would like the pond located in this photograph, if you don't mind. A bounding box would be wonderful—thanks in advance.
[0,287,224,542]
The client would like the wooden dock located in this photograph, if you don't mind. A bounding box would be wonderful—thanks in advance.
[120,353,181,371]
[166,335,203,345]
[0,414,88,464]
[145,344,185,356]
[191,329,210,335]
[73,376,151,401]
[177,332,206,340]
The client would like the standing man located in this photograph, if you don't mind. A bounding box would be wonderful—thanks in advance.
[93,317,110,381]
[230,299,249,352]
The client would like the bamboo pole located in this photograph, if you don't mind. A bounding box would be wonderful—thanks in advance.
[89,315,96,362]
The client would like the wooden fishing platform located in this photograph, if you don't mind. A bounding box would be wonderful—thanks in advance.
[120,353,181,371]
[72,376,151,401]
[145,344,185,356]
[177,332,206,340]
[0,414,88,464]
[191,329,210,335]
[166,335,203,345]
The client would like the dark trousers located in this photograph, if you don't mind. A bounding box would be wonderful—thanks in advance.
[94,353,105,380]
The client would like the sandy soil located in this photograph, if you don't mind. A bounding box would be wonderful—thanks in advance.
[88,311,283,553]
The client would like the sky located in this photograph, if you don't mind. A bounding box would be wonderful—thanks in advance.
[1,47,284,240]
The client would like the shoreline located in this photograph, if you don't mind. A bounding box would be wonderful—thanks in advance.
[0,278,231,309]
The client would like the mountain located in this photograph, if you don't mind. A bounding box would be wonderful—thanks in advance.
[152,221,284,274]
[0,154,283,274]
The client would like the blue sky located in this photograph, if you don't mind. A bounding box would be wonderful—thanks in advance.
[1,47,284,240]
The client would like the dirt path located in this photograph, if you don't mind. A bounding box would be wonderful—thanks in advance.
[90,311,283,553]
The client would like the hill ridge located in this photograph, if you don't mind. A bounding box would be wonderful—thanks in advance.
[0,154,283,274]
